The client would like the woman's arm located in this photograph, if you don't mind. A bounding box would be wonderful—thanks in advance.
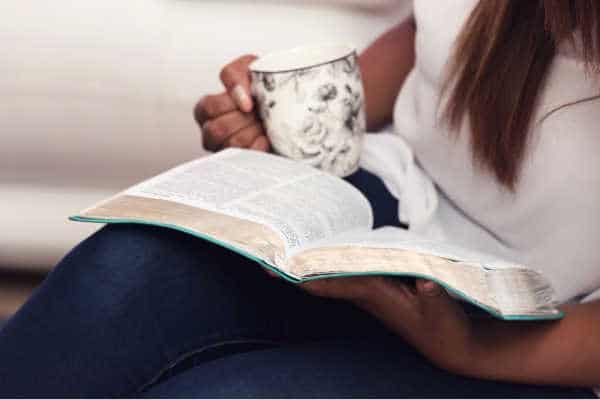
[359,17,416,131]
[468,300,600,387]
[301,277,600,388]
[361,279,600,388]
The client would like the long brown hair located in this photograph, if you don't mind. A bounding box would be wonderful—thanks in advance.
[444,0,600,189]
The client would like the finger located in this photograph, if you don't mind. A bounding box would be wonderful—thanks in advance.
[264,269,280,278]
[301,277,373,301]
[194,93,237,124]
[415,280,468,330]
[416,279,444,297]
[387,277,418,299]
[202,111,258,151]
[300,280,332,298]
[223,124,263,149]
[220,54,258,112]
[249,134,271,152]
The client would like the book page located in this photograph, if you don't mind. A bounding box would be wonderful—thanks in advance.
[302,226,520,269]
[290,227,558,316]
[77,195,288,269]
[293,245,496,308]
[122,149,373,254]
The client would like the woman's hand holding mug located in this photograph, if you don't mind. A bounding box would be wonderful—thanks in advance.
[196,45,365,178]
[194,55,271,152]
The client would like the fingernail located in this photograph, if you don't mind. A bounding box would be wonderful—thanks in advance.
[232,85,252,112]
[421,280,443,297]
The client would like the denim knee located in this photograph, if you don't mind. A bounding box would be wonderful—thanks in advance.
[48,224,215,310]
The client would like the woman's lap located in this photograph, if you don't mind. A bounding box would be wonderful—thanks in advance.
[0,221,386,397]
[0,169,593,397]
[143,339,591,398]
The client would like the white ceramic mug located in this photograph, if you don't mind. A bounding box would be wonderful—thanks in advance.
[250,44,366,177]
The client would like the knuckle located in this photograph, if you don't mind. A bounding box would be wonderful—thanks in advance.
[194,98,206,123]
[202,119,219,137]
[257,135,271,149]
[201,97,217,117]
[202,93,233,119]
[202,130,215,150]
[220,55,256,83]
[219,65,234,83]
[196,94,223,122]
[211,119,232,140]
[227,134,247,148]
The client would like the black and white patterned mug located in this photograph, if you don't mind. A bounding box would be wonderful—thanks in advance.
[249,44,366,177]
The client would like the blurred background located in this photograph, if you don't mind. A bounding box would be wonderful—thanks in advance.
[0,0,410,319]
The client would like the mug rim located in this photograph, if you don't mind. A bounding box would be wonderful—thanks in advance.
[249,43,357,74]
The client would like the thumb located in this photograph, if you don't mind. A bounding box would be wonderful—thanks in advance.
[415,279,470,335]
[415,279,462,318]
[220,54,258,113]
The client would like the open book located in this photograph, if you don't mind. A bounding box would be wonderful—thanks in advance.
[72,149,561,320]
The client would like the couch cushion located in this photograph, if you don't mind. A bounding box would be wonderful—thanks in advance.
[0,0,410,270]
[0,184,114,270]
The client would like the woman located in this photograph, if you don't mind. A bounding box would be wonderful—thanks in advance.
[1,0,598,397]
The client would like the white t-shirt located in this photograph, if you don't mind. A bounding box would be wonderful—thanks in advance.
[361,1,600,392]
[361,2,600,389]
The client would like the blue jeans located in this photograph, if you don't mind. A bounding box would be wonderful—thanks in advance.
[0,170,594,398]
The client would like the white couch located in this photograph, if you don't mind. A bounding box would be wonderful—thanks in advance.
[1,0,409,271]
